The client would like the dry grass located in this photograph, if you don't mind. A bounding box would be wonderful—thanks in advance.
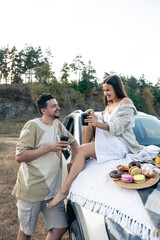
[0,113,66,137]
[0,113,39,137]
[0,140,69,240]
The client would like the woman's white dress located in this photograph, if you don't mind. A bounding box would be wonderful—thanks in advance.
[95,103,130,163]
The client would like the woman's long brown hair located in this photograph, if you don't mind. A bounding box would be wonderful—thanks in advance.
[103,75,127,106]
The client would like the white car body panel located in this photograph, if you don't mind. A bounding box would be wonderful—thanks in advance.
[62,110,160,240]
[74,203,109,240]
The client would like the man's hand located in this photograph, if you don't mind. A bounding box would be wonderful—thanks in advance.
[50,141,68,152]
[16,141,69,163]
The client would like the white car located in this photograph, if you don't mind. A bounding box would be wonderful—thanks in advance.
[62,110,160,240]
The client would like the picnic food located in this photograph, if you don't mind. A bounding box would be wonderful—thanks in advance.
[110,161,154,186]
[128,161,141,169]
[155,153,160,164]
[121,174,133,183]
[117,165,129,172]
[109,170,123,181]
[140,164,155,178]
[133,174,146,183]
[129,166,141,176]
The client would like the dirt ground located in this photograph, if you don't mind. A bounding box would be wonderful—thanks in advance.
[0,137,69,240]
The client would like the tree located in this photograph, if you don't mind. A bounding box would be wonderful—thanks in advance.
[23,45,43,82]
[34,62,56,83]
[77,61,97,99]
[120,74,128,85]
[138,74,147,89]
[69,55,85,81]
[153,84,160,105]
[44,48,54,64]
[0,46,10,83]
[127,76,139,92]
[60,62,70,84]
[103,72,110,78]
[9,46,24,83]
[0,45,55,84]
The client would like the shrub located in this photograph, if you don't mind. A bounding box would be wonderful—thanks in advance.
[29,81,68,108]
[71,90,85,109]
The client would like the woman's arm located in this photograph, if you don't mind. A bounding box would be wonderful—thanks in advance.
[86,113,110,131]
[87,103,136,135]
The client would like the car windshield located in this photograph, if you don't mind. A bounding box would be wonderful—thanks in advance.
[133,116,160,147]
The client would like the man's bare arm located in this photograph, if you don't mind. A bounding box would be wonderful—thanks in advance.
[16,141,68,163]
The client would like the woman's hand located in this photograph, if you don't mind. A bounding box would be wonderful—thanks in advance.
[87,113,98,127]
[85,109,94,115]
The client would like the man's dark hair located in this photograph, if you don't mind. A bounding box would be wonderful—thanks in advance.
[36,93,55,115]
[103,75,127,106]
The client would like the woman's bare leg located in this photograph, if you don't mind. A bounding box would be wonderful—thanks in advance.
[82,124,95,144]
[47,142,96,208]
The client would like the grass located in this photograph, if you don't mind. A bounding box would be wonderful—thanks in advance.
[0,113,39,137]
[0,141,4,150]
[0,114,69,239]
[0,113,66,137]
[0,142,19,239]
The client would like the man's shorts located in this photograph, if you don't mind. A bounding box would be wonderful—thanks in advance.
[17,199,68,236]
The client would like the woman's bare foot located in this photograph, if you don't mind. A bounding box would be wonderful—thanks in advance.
[46,190,68,208]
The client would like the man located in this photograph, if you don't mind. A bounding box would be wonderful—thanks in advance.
[12,93,78,240]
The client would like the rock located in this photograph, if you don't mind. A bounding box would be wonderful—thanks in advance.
[0,104,35,119]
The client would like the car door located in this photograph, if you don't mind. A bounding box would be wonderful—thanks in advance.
[62,116,75,184]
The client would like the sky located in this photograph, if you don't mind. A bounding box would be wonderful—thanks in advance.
[0,0,160,85]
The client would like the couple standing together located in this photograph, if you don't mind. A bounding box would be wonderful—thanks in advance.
[12,75,142,239]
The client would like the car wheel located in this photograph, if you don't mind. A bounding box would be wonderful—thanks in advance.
[69,219,82,240]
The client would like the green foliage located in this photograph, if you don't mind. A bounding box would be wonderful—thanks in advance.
[0,46,10,83]
[75,61,98,100]
[77,67,94,97]
[123,74,160,116]
[70,89,85,108]
[9,46,24,83]
[0,45,48,83]
[0,45,160,117]
[12,75,23,84]
[60,62,70,83]
[125,85,137,104]
[69,55,85,77]
[34,62,55,83]
[103,72,110,79]
[23,45,43,71]
[30,82,51,103]
[69,80,78,90]
[47,80,68,107]
[28,71,160,117]
[30,81,68,108]
[153,85,160,105]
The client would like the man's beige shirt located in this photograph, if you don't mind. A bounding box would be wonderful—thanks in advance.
[12,118,75,202]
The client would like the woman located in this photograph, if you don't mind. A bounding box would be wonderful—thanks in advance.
[47,75,143,208]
